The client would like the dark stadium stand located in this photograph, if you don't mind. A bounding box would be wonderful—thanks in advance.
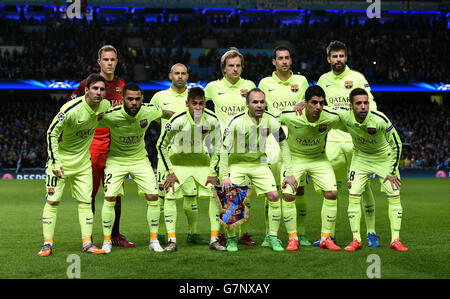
[0,4,448,173]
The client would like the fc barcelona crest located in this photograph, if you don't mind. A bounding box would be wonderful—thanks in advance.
[116,87,122,95]
[212,185,253,229]
[140,119,148,128]
[367,127,377,135]
[345,81,353,89]
[291,84,299,92]
[260,128,269,137]
[318,124,327,133]
[47,188,55,196]
[240,89,248,98]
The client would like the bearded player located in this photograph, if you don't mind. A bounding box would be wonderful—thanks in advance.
[295,41,379,247]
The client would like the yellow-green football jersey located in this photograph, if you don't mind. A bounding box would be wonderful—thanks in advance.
[204,77,256,128]
[317,65,376,142]
[279,108,344,158]
[46,96,111,171]
[150,86,188,128]
[156,108,221,177]
[99,104,162,162]
[258,71,309,116]
[336,108,402,175]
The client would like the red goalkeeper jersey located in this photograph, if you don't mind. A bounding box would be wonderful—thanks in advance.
[68,75,125,152]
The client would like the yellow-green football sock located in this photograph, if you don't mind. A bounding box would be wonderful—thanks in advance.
[268,199,281,236]
[102,200,116,238]
[209,197,221,232]
[388,195,402,242]
[347,195,362,241]
[321,198,337,235]
[183,196,198,234]
[42,202,58,243]
[362,183,376,234]
[158,196,166,237]
[78,203,94,242]
[282,199,297,235]
[147,199,160,236]
[164,198,177,236]
[295,195,306,235]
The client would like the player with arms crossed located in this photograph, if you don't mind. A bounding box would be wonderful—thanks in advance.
[220,88,296,252]
[157,87,225,252]
[279,85,343,251]
[258,45,311,247]
[295,40,379,247]
[68,45,134,247]
[151,63,208,245]
[38,74,111,256]
[97,83,173,253]
[334,88,407,251]
[204,48,257,246]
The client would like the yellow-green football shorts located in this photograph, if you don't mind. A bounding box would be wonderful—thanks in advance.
[325,140,353,182]
[44,162,92,204]
[281,154,337,195]
[164,165,213,199]
[104,157,158,197]
[228,163,277,196]
[348,153,400,196]
[157,158,197,197]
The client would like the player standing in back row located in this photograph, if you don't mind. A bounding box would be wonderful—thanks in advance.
[204,48,257,247]
[295,41,379,247]
[151,63,208,246]
[258,45,310,247]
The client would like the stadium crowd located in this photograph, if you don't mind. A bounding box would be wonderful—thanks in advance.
[1,93,448,172]
[0,11,448,172]
[0,11,448,84]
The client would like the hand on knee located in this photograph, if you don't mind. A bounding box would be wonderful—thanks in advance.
[283,193,296,202]
[267,191,279,202]
[323,190,337,200]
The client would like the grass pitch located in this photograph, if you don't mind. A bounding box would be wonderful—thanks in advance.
[0,177,449,279]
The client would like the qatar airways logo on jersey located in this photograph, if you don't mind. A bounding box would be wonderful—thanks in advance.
[355,137,377,145]
[295,138,321,146]
[76,128,95,139]
[272,101,297,111]
[221,105,246,115]
[119,134,144,145]
[327,96,349,107]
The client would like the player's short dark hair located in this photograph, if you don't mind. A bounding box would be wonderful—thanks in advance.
[305,85,326,102]
[187,87,205,101]
[246,88,265,104]
[349,88,368,104]
[272,45,292,60]
[85,73,106,89]
[123,83,142,97]
[326,40,347,57]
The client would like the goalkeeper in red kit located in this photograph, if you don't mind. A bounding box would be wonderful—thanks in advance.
[68,45,134,247]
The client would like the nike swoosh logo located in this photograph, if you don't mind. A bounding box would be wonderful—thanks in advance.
[218,92,225,95]
[326,84,331,87]
[268,89,275,92]
[294,126,302,128]
[163,103,170,105]
[77,120,86,124]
